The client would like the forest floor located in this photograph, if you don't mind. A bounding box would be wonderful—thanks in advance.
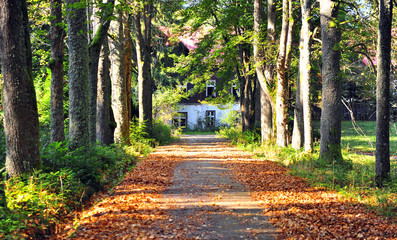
[52,135,397,239]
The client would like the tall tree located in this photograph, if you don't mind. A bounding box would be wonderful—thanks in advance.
[300,0,313,152]
[254,0,275,142]
[375,0,392,185]
[240,44,254,131]
[319,0,343,162]
[97,38,114,145]
[0,0,41,176]
[109,2,130,144]
[134,1,153,133]
[276,0,291,147]
[49,0,65,143]
[292,0,312,152]
[88,0,114,143]
[66,0,90,150]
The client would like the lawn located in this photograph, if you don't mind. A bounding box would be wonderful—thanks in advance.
[314,121,397,155]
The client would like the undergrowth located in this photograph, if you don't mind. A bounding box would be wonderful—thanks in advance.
[217,126,397,219]
[0,119,175,239]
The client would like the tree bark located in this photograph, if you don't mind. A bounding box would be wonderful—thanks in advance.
[292,0,312,150]
[375,0,392,184]
[109,4,129,144]
[291,74,304,149]
[49,0,65,143]
[124,15,133,123]
[300,0,313,152]
[88,0,114,143]
[240,44,254,131]
[319,0,343,162]
[253,0,274,142]
[66,0,90,150]
[97,38,114,145]
[134,2,153,134]
[0,0,41,176]
[276,0,290,147]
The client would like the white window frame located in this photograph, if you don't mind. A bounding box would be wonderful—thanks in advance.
[206,80,216,97]
[206,110,216,127]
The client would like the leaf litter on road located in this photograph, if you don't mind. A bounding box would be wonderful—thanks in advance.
[51,137,396,239]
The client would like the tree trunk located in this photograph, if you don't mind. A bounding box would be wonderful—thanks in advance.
[97,38,114,145]
[291,74,304,149]
[276,0,290,147]
[375,0,392,184]
[49,0,65,143]
[88,0,114,143]
[319,0,343,162]
[240,44,254,131]
[253,0,274,142]
[124,15,132,123]
[0,0,41,176]
[292,0,312,150]
[300,0,313,152]
[67,0,90,150]
[134,2,153,134]
[254,79,261,128]
[109,4,129,144]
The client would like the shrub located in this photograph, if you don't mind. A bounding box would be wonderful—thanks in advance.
[1,169,83,238]
[42,142,136,195]
[152,120,174,145]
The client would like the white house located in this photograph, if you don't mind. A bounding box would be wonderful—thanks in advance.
[173,80,240,130]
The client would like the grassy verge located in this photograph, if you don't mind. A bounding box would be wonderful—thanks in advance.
[217,122,397,218]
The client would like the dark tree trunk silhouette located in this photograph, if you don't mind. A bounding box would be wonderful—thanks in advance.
[134,2,153,134]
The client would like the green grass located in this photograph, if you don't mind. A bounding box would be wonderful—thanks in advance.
[218,122,397,218]
[314,121,397,155]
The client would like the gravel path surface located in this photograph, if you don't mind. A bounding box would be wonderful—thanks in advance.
[157,135,278,239]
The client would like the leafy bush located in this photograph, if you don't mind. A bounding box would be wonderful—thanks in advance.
[152,120,174,145]
[128,120,155,156]
[0,142,138,239]
[42,142,136,194]
[1,169,83,238]
[217,126,260,146]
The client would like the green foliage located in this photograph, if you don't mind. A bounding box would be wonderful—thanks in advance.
[153,86,187,125]
[127,120,155,156]
[151,120,175,145]
[0,141,138,239]
[42,142,136,193]
[217,126,260,147]
[35,67,52,126]
[1,169,82,238]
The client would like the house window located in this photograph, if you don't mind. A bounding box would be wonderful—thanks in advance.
[173,112,187,128]
[206,80,216,97]
[206,110,215,127]
[231,84,239,98]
